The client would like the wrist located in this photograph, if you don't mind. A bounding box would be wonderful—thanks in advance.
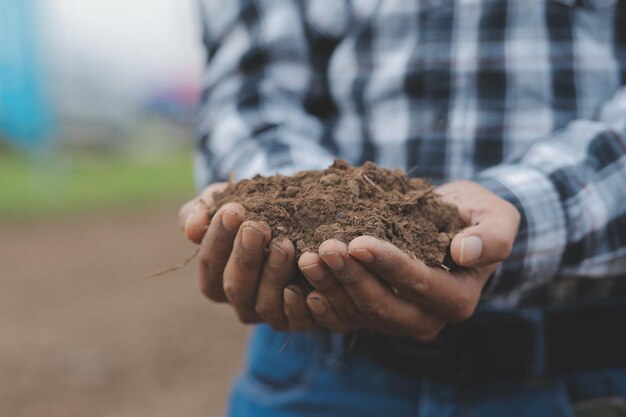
[473,164,567,298]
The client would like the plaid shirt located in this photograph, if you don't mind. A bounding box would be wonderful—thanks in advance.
[195,0,626,307]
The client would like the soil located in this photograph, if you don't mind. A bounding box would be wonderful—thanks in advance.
[209,160,466,267]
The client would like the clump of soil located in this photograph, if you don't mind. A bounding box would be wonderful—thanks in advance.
[208,160,466,267]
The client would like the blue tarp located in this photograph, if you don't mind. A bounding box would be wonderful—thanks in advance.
[0,0,54,147]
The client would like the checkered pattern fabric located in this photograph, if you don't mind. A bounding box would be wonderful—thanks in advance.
[195,0,626,307]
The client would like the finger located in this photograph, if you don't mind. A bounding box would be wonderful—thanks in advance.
[179,183,228,244]
[197,202,245,302]
[178,198,198,232]
[255,238,295,331]
[348,236,493,321]
[298,250,362,328]
[179,199,208,244]
[306,291,355,334]
[449,212,519,267]
[222,220,271,324]
[283,284,316,331]
[310,239,443,339]
[437,181,520,267]
[199,182,228,206]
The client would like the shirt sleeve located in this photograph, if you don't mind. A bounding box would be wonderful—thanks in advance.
[475,86,626,303]
[194,0,349,189]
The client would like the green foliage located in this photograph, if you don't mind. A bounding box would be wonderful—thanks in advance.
[0,150,196,219]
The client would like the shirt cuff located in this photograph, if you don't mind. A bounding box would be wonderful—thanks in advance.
[474,164,567,300]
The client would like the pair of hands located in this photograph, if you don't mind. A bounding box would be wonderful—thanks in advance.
[178,180,520,341]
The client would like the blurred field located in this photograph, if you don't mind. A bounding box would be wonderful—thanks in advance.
[0,150,196,218]
[0,152,249,417]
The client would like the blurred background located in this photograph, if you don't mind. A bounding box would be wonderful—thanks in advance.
[0,0,247,415]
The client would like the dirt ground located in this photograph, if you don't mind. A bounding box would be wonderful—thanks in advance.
[0,202,249,417]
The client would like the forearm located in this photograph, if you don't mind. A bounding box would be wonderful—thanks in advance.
[475,87,626,302]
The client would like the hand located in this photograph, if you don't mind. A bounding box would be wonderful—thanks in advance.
[297,180,521,340]
[178,183,316,331]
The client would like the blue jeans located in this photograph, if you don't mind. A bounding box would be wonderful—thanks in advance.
[227,325,626,417]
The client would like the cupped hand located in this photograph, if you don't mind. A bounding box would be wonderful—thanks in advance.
[298,180,521,340]
[178,183,315,331]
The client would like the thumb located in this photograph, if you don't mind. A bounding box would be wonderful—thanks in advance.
[450,205,520,268]
[178,182,229,244]
[178,199,209,244]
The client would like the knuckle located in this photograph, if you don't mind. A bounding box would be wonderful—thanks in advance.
[403,274,429,297]
[336,270,357,286]
[503,200,521,223]
[255,301,280,322]
[313,277,336,291]
[254,300,269,316]
[199,282,213,299]
[376,253,401,275]
[491,234,514,260]
[198,250,212,267]
[394,273,414,289]
[198,265,223,301]
[501,241,514,260]
[359,302,390,322]
[453,309,473,322]
[236,251,263,271]
[302,267,333,290]
[199,281,223,302]
[394,265,432,296]
[223,283,243,304]
[450,292,479,321]
[199,251,227,276]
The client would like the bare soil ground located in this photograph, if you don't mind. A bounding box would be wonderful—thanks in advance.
[0,202,248,417]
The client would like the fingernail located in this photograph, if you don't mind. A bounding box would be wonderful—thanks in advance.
[301,263,324,282]
[284,287,299,306]
[221,210,241,232]
[460,235,483,265]
[184,208,197,231]
[348,248,375,263]
[307,297,327,315]
[320,251,345,271]
[268,244,287,268]
[242,226,264,249]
